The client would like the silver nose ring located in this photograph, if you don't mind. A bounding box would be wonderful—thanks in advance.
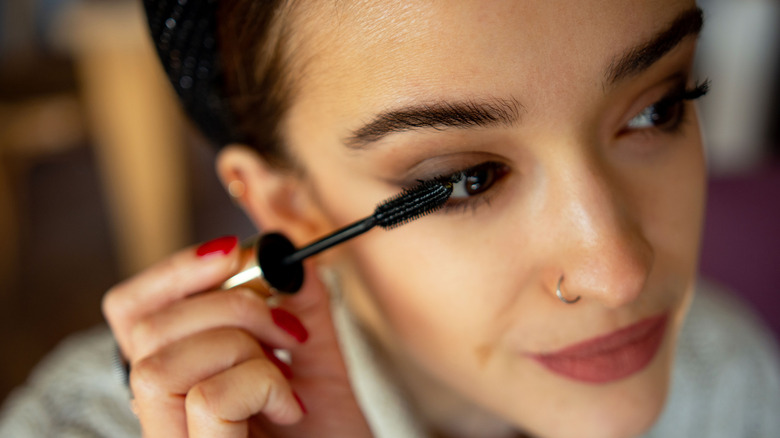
[556,276,580,304]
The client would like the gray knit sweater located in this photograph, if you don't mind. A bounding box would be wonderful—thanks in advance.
[1,280,779,437]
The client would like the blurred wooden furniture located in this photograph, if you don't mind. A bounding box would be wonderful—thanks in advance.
[0,74,86,293]
[55,0,190,276]
[0,0,190,286]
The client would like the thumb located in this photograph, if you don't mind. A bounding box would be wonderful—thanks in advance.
[275,260,350,381]
[262,262,374,436]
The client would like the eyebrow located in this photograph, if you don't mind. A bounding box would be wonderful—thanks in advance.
[346,7,703,149]
[345,97,523,148]
[605,7,703,84]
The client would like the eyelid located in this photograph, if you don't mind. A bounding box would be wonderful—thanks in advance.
[619,74,687,124]
[393,152,508,187]
[415,161,510,214]
[615,74,691,133]
[629,77,709,129]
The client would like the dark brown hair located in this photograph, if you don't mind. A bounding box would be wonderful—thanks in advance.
[216,0,301,168]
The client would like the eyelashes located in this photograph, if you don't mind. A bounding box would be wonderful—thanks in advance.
[625,78,710,133]
[425,161,510,214]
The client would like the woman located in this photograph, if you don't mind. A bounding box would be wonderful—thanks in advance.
[1,1,778,437]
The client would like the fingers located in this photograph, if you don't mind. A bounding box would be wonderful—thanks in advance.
[104,236,242,358]
[263,262,373,437]
[129,288,301,361]
[132,328,303,438]
[186,359,303,438]
[277,261,347,379]
[102,234,367,436]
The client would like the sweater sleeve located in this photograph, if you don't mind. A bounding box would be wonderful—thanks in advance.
[0,326,141,438]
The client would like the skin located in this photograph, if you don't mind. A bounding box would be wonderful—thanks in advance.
[103,1,707,437]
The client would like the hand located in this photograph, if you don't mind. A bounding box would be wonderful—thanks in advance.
[103,236,373,438]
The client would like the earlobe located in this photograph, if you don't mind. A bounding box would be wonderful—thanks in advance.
[215,144,330,246]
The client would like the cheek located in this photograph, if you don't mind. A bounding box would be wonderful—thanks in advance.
[643,135,707,273]
[299,161,504,368]
[345,228,506,365]
[625,129,706,322]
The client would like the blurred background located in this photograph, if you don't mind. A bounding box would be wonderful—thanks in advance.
[0,0,778,403]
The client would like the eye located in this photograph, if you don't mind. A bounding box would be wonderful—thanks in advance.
[625,79,710,133]
[626,99,684,131]
[449,162,509,199]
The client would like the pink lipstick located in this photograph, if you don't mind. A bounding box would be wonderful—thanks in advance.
[529,314,668,384]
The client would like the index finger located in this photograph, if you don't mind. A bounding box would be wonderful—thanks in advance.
[103,236,244,345]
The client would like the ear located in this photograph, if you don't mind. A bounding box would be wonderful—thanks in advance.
[215,144,331,246]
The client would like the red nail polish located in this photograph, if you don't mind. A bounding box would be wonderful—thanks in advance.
[270,308,309,343]
[293,391,307,415]
[196,236,238,258]
[262,345,293,379]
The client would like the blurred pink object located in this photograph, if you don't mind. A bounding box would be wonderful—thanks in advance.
[700,163,780,341]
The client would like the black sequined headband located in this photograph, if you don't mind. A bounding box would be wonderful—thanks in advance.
[143,0,241,146]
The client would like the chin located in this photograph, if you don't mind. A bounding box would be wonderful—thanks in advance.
[576,343,674,438]
[543,387,669,438]
[586,400,666,438]
[526,336,675,438]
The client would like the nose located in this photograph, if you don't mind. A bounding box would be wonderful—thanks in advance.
[548,157,654,309]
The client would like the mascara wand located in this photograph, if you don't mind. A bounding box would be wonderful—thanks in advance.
[222,179,453,294]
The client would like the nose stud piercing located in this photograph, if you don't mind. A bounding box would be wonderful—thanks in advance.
[556,276,580,304]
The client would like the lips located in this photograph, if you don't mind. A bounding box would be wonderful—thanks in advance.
[529,314,669,384]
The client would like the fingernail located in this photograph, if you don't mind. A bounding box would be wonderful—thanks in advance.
[293,391,307,415]
[196,236,238,258]
[270,308,309,343]
[262,345,293,379]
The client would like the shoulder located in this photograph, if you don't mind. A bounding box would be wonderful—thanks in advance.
[646,280,780,438]
[680,280,780,379]
[0,325,140,438]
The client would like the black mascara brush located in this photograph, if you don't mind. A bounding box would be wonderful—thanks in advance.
[222,179,454,294]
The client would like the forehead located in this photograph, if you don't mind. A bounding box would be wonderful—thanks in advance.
[286,0,695,140]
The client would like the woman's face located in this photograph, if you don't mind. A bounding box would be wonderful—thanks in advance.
[278,1,706,436]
